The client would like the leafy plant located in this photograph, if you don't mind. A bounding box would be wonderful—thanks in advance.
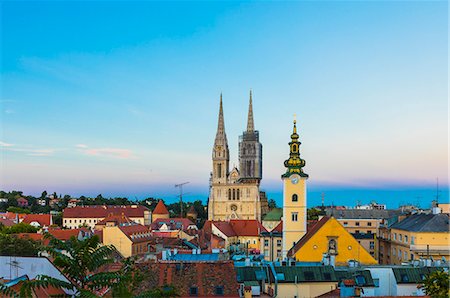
[420,270,450,298]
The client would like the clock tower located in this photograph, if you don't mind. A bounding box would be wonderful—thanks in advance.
[282,119,309,258]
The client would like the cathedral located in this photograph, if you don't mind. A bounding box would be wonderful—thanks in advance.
[207,91,269,221]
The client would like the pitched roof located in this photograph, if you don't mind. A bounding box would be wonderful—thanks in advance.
[268,266,338,283]
[3,212,27,221]
[288,216,331,257]
[263,208,283,221]
[326,208,401,220]
[235,266,268,283]
[272,221,283,233]
[47,228,81,241]
[153,200,169,215]
[63,205,149,218]
[229,220,267,236]
[392,267,441,284]
[119,224,152,243]
[0,217,15,227]
[150,218,195,231]
[22,214,51,226]
[391,213,450,232]
[96,213,136,226]
[212,221,237,237]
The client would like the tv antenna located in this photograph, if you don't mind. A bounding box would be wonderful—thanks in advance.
[175,182,189,217]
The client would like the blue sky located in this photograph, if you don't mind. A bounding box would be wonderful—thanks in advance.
[1,1,448,208]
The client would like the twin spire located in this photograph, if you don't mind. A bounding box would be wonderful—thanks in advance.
[216,90,255,139]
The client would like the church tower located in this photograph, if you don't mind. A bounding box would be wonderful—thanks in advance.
[282,119,309,258]
[212,94,229,185]
[238,90,263,182]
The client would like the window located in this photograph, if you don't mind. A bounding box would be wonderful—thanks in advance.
[277,249,282,257]
[218,164,222,178]
[392,248,396,256]
[403,251,407,260]
[355,230,360,234]
[343,222,348,226]
[291,212,298,222]
[367,222,372,226]
[233,189,236,200]
[399,234,402,241]
[355,275,366,286]
[189,287,198,296]
[370,241,375,250]
[292,194,298,202]
[215,286,224,296]
[237,189,240,200]
[264,239,269,247]
[253,240,256,244]
[411,236,415,244]
[277,239,282,246]
[411,254,415,260]
[373,278,380,287]
[401,274,409,282]
[404,235,408,243]
[228,189,231,200]
[393,233,397,240]
[355,222,360,226]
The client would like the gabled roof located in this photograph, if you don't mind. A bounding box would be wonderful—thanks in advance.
[63,205,149,218]
[153,200,169,215]
[288,216,331,257]
[187,205,198,215]
[47,228,82,241]
[272,221,283,233]
[391,213,450,232]
[22,214,51,226]
[212,221,237,237]
[0,217,15,227]
[229,220,267,236]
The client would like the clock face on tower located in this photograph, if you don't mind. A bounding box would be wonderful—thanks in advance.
[290,174,300,184]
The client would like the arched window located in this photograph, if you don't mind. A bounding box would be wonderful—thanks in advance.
[228,189,231,200]
[292,143,298,153]
[237,189,240,200]
[292,194,298,202]
[218,163,222,178]
[233,189,236,200]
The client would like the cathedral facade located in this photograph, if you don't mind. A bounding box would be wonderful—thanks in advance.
[207,92,269,221]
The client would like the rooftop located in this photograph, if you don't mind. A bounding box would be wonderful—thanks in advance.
[391,213,450,232]
[63,205,149,218]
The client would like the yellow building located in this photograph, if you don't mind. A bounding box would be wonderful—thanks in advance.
[281,120,309,258]
[288,216,378,266]
[102,223,152,258]
[386,213,449,265]
[208,93,268,221]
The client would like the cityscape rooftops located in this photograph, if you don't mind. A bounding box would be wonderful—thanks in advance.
[391,213,450,232]
[22,214,52,227]
[327,208,402,220]
[152,200,169,215]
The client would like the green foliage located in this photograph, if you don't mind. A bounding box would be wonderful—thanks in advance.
[7,206,31,214]
[420,270,450,298]
[1,222,39,234]
[0,234,41,256]
[307,208,325,220]
[268,198,277,209]
[12,233,137,297]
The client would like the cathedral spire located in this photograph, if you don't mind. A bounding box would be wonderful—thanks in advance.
[215,93,228,145]
[247,90,255,132]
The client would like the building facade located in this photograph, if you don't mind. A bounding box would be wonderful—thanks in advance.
[208,92,268,221]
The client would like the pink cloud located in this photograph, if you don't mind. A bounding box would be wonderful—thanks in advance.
[84,148,133,159]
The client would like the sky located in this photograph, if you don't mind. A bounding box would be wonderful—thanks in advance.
[1,1,448,208]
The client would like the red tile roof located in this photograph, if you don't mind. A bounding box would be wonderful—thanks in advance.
[16,233,48,245]
[4,212,27,221]
[211,220,267,237]
[229,220,267,236]
[0,217,15,227]
[47,228,80,241]
[63,205,149,218]
[22,214,51,226]
[119,224,152,243]
[272,221,283,233]
[153,200,169,215]
[288,216,331,257]
[136,261,239,297]
[96,213,136,226]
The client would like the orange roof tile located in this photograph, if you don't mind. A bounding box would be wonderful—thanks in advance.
[22,214,51,226]
[229,219,267,236]
[97,213,136,226]
[153,200,169,215]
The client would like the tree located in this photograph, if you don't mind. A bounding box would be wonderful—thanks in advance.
[1,222,39,234]
[0,234,41,256]
[40,191,48,199]
[420,270,449,298]
[7,206,31,214]
[268,199,277,209]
